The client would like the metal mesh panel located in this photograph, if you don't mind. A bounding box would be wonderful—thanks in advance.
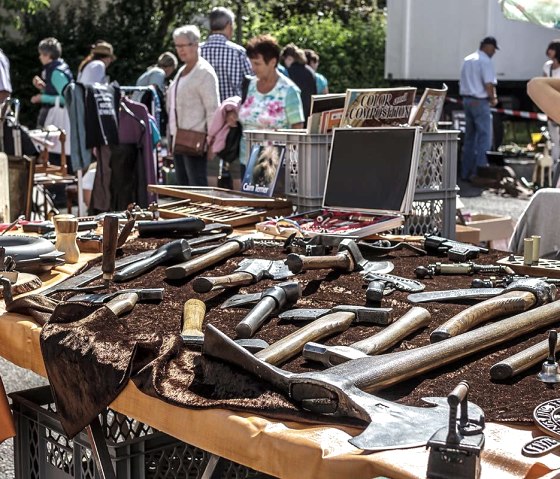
[416,141,445,190]
[405,199,446,236]
[286,144,299,195]
[45,429,74,476]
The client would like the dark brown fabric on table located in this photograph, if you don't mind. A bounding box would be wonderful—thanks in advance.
[7,294,59,326]
[39,238,560,438]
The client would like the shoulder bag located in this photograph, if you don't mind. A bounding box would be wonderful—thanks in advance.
[173,76,207,156]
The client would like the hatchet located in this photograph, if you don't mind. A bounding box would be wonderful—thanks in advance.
[192,258,293,293]
[180,298,268,353]
[204,298,560,451]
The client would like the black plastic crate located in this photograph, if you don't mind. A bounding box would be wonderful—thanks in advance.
[10,386,274,479]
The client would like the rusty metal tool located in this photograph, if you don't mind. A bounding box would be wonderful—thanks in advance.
[203,298,560,450]
[430,279,555,342]
[363,272,424,302]
[113,239,191,282]
[415,262,514,279]
[67,287,164,304]
[286,239,394,275]
[303,307,431,367]
[490,330,560,381]
[180,298,268,353]
[192,258,293,293]
[235,281,302,338]
[166,236,254,280]
[278,305,393,325]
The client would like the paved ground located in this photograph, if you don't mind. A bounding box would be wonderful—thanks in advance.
[0,188,532,478]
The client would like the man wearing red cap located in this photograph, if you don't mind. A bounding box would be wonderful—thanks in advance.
[459,36,499,182]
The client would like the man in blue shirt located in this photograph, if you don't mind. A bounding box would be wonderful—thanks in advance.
[200,6,253,102]
[459,36,499,182]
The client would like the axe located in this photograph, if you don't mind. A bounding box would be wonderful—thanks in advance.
[166,236,254,280]
[192,258,293,293]
[286,239,393,275]
[303,307,431,367]
[180,298,268,353]
[204,297,560,451]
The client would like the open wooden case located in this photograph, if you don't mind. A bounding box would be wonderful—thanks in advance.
[148,185,293,227]
[257,126,423,239]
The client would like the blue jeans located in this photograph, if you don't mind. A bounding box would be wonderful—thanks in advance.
[461,97,492,180]
[175,153,208,186]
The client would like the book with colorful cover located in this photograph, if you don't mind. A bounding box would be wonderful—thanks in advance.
[409,84,448,132]
[319,108,343,134]
[307,93,346,133]
[339,87,417,128]
[241,144,286,197]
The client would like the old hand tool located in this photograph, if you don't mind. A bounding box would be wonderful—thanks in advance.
[522,436,560,458]
[357,239,426,257]
[278,305,393,325]
[490,330,560,381]
[415,262,514,279]
[180,298,268,352]
[101,214,120,287]
[426,381,484,479]
[67,288,164,304]
[136,217,206,237]
[286,239,393,275]
[192,258,293,293]
[423,234,489,262]
[166,236,253,280]
[303,307,431,367]
[283,233,334,257]
[363,272,424,302]
[235,281,302,338]
[113,239,191,282]
[0,215,24,236]
[537,330,560,384]
[256,306,397,366]
[430,279,555,342]
[472,275,560,289]
[204,297,560,450]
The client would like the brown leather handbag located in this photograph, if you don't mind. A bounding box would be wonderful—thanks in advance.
[174,128,207,157]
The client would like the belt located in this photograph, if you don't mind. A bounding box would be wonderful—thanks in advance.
[462,95,488,100]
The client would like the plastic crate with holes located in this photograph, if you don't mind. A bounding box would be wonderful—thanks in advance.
[10,386,275,479]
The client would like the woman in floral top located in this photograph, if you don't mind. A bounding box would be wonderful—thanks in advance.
[236,34,304,178]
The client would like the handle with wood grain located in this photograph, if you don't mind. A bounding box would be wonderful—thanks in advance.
[182,299,206,338]
[192,272,255,293]
[430,291,536,342]
[102,215,120,283]
[105,292,139,317]
[286,251,353,274]
[255,311,356,365]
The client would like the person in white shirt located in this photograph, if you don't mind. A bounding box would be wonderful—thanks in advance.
[77,40,116,85]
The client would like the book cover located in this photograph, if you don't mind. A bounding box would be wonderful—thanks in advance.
[339,87,417,128]
[309,93,346,115]
[319,108,343,134]
[409,84,448,132]
[241,144,286,197]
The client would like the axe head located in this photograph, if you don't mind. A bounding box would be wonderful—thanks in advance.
[182,333,269,353]
[279,306,393,325]
[235,258,272,282]
[302,342,367,367]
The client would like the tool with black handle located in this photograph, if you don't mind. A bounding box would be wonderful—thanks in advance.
[101,215,119,287]
[137,217,206,237]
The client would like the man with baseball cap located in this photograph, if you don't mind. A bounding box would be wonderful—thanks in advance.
[459,36,499,182]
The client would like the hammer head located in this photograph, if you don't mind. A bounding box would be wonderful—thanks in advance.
[302,342,368,367]
[182,334,269,353]
[338,239,367,271]
[230,236,255,253]
[163,239,192,262]
[265,281,302,306]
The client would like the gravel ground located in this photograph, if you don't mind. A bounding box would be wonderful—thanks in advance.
[0,187,532,479]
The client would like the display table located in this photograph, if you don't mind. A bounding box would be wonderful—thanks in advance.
[2,246,560,479]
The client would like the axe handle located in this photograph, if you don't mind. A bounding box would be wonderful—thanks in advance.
[105,292,139,317]
[102,215,120,282]
[286,252,352,274]
[255,311,356,365]
[490,335,560,380]
[166,241,242,280]
[430,291,536,342]
[182,299,206,337]
[351,307,431,355]
[192,272,254,293]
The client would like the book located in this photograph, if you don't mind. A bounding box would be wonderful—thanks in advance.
[339,87,417,128]
[241,144,286,197]
[307,93,346,133]
[409,84,448,132]
[319,108,343,134]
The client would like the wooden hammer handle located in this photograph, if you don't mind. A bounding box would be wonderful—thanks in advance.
[193,272,255,293]
[430,290,536,342]
[102,215,120,282]
[255,311,355,365]
[105,292,139,317]
[352,307,431,355]
[286,252,352,274]
[182,299,206,337]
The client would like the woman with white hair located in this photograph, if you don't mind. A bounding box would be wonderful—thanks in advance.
[168,25,219,186]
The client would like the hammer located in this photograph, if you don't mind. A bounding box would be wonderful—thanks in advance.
[113,239,192,282]
[302,307,431,367]
[286,239,393,275]
[235,281,302,338]
[180,298,268,353]
[166,237,254,280]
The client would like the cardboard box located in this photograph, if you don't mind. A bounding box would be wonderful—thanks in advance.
[455,224,480,244]
[465,214,513,242]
